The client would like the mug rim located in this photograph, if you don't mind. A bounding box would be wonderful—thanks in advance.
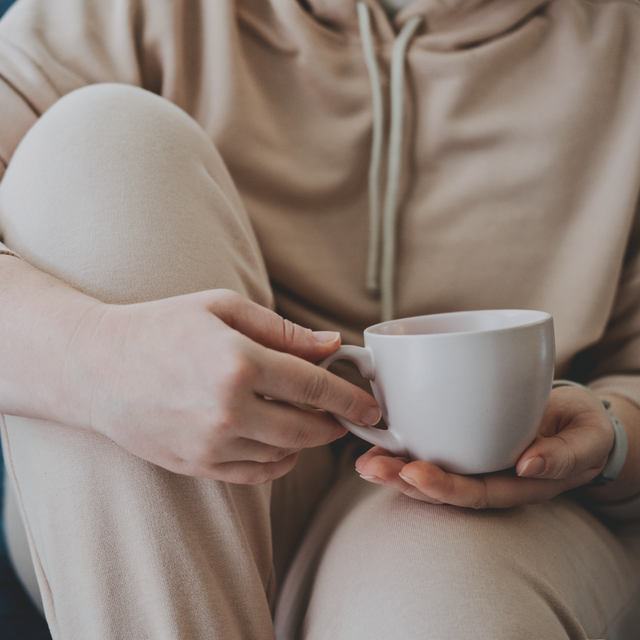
[364,309,552,338]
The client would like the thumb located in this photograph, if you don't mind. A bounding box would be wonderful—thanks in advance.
[516,426,609,481]
[208,289,341,361]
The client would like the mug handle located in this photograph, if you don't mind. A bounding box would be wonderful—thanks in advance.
[318,346,408,456]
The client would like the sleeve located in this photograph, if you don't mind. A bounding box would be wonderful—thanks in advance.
[568,198,640,402]
[571,200,640,520]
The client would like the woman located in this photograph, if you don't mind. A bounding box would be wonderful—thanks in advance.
[0,0,639,637]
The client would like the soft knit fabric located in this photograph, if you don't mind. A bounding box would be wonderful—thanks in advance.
[1,83,639,640]
[378,0,412,16]
[2,0,640,404]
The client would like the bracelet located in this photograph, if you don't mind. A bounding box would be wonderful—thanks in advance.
[552,380,628,487]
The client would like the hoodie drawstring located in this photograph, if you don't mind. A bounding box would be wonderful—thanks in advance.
[357,2,422,322]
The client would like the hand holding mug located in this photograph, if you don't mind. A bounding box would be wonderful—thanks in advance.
[355,384,616,509]
[318,309,613,509]
[320,309,555,475]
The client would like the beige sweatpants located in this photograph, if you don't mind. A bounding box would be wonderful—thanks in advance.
[0,84,639,640]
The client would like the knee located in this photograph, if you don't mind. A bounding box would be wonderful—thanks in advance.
[0,82,270,305]
[3,83,206,187]
[303,483,606,639]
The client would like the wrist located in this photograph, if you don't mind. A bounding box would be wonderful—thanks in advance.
[552,380,626,488]
[584,390,640,508]
[54,299,112,429]
[0,256,106,427]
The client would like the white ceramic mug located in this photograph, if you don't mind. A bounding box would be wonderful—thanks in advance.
[319,309,555,475]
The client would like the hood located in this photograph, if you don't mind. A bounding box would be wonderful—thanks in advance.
[300,0,550,49]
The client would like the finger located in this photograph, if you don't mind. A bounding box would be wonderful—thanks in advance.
[208,290,342,361]
[216,437,301,464]
[211,454,300,485]
[254,348,381,426]
[237,397,348,450]
[516,408,613,482]
[355,452,443,502]
[357,451,573,508]
[355,446,410,473]
[399,461,573,509]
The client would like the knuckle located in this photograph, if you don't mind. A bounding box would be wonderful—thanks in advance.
[279,453,299,476]
[210,407,242,435]
[469,482,490,510]
[289,423,315,449]
[550,450,576,480]
[270,447,297,463]
[210,288,242,311]
[281,318,299,348]
[220,353,258,392]
[262,456,299,483]
[300,370,331,406]
[469,495,489,510]
[246,465,276,486]
[338,393,364,422]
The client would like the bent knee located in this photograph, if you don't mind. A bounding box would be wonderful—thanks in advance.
[303,481,633,639]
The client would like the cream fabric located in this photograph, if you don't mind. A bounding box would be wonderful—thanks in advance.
[0,83,337,639]
[0,81,638,640]
[377,0,412,15]
[1,0,640,636]
[281,463,640,640]
[1,0,640,402]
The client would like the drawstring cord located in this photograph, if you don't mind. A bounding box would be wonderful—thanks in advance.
[357,3,385,298]
[357,2,422,321]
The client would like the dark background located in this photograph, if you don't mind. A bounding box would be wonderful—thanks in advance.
[0,0,15,18]
[0,0,54,637]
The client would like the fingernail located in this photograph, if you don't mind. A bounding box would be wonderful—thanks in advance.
[313,331,340,344]
[399,473,417,487]
[362,407,382,426]
[360,475,379,481]
[518,456,546,478]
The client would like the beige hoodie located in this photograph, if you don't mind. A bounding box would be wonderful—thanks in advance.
[1,0,640,401]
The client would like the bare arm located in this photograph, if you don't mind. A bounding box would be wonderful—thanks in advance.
[0,255,381,483]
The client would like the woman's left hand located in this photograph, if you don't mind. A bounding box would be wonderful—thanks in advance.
[355,385,616,509]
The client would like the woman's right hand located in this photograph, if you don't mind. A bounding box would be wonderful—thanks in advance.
[60,289,380,483]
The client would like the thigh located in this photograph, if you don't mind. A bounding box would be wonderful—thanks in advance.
[2,417,276,639]
[0,83,279,639]
[292,467,640,640]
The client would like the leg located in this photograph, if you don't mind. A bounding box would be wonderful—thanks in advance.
[0,83,330,639]
[296,466,640,639]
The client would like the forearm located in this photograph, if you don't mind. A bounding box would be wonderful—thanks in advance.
[0,254,103,425]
